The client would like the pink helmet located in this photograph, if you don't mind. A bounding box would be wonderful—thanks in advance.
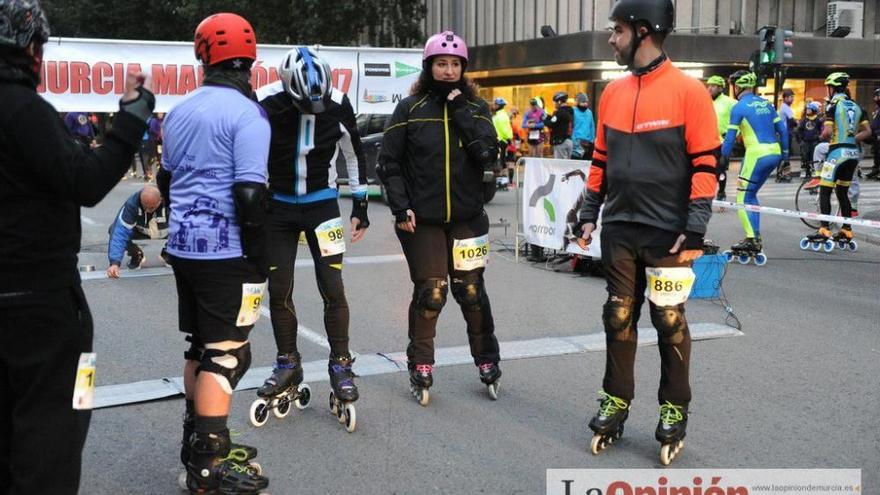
[423,31,468,62]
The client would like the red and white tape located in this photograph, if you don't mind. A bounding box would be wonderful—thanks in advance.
[713,200,880,229]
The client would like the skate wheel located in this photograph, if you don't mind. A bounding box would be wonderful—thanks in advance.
[823,240,834,252]
[249,398,270,428]
[411,385,430,407]
[811,241,821,252]
[799,238,809,250]
[837,240,846,250]
[723,250,733,263]
[273,394,291,419]
[329,391,339,416]
[294,383,311,410]
[343,403,357,433]
[589,434,602,455]
[178,471,188,490]
[737,254,750,265]
[753,253,767,266]
[487,382,499,401]
[849,240,858,252]
[247,462,263,476]
[659,440,684,466]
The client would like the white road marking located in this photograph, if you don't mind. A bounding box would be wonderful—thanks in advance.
[93,323,742,408]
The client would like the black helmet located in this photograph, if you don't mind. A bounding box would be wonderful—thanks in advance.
[610,0,675,34]
[0,0,50,51]
[553,91,568,103]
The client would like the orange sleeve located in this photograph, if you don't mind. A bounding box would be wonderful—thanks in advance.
[685,82,720,200]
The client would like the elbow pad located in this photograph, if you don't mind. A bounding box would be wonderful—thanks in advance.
[233,182,268,259]
[465,138,498,168]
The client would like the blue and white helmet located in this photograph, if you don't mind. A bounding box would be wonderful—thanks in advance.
[280,47,333,114]
[494,97,507,107]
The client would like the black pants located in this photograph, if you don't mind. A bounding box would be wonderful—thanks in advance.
[801,140,818,174]
[600,222,692,406]
[266,199,349,357]
[395,211,499,366]
[0,286,93,495]
[716,155,729,199]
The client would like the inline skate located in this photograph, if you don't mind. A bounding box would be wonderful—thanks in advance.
[477,362,502,400]
[833,227,858,252]
[181,413,261,477]
[179,431,269,494]
[799,227,835,253]
[328,355,358,433]
[723,237,767,265]
[588,391,630,455]
[408,363,433,407]
[656,402,688,466]
[249,352,311,428]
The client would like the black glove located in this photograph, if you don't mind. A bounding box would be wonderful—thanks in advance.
[351,198,370,230]
[682,231,705,250]
[119,86,156,124]
[394,210,410,224]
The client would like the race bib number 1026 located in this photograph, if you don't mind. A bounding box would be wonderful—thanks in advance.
[452,235,490,271]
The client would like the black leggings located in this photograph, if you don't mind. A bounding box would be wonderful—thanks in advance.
[266,199,349,357]
[820,158,857,229]
[599,222,693,406]
[395,211,499,366]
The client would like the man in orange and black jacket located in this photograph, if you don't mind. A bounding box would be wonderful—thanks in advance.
[576,0,720,459]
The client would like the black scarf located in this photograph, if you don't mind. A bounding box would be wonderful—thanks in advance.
[202,67,253,99]
[0,49,40,88]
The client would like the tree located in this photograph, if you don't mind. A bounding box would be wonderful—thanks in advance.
[41,0,426,47]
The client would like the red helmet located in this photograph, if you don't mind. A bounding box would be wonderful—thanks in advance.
[194,13,256,66]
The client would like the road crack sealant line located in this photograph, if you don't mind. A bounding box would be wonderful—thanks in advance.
[92,323,741,409]
[712,200,880,229]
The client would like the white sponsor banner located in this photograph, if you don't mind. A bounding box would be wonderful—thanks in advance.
[547,469,862,495]
[522,158,600,257]
[357,51,423,114]
[38,37,418,114]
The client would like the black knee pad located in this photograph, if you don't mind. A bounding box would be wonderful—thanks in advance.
[603,295,636,342]
[413,278,448,319]
[451,272,483,312]
[198,342,252,392]
[183,335,204,362]
[650,304,687,345]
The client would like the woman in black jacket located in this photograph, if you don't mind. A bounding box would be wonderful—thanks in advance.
[377,31,501,406]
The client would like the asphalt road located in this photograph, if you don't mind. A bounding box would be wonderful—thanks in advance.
[75,165,879,494]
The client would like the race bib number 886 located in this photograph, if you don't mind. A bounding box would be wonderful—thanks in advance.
[645,267,695,306]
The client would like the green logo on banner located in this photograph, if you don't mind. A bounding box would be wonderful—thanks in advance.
[543,198,556,222]
[395,61,420,78]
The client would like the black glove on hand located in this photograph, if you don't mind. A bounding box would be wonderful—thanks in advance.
[119,86,156,124]
[682,231,705,250]
[394,209,410,224]
[351,198,370,230]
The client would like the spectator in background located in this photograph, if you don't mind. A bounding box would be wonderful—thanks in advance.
[543,91,573,159]
[106,185,169,278]
[571,92,595,160]
[492,97,514,189]
[522,97,546,157]
[140,112,163,181]
[868,88,880,181]
[64,111,96,148]
[776,88,796,182]
[796,102,822,181]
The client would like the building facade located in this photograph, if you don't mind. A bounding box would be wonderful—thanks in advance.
[419,0,879,146]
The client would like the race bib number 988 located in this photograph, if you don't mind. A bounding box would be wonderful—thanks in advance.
[315,218,346,257]
[453,235,490,271]
[645,267,695,306]
[236,282,267,327]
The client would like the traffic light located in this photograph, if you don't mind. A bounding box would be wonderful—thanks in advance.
[757,26,776,64]
[775,29,794,63]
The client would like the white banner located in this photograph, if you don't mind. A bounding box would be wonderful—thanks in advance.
[521,158,601,258]
[356,51,423,114]
[38,37,420,114]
